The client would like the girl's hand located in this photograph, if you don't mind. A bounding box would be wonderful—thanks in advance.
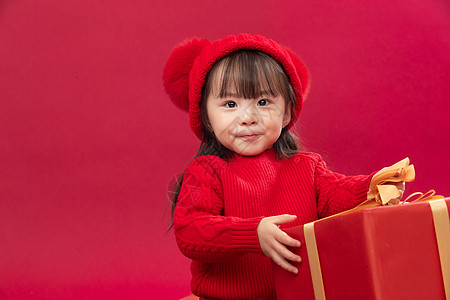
[386,181,406,204]
[257,214,302,274]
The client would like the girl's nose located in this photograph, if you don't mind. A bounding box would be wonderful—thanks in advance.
[240,107,259,125]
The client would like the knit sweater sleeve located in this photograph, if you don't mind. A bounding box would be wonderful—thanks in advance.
[173,156,263,262]
[312,154,375,218]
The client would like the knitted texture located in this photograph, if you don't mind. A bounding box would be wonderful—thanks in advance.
[163,38,211,112]
[174,149,373,299]
[163,33,310,139]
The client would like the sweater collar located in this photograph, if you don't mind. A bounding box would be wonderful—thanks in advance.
[228,148,278,164]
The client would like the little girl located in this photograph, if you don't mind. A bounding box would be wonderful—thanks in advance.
[163,33,404,299]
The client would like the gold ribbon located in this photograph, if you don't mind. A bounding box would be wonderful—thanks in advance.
[429,199,450,299]
[304,223,326,300]
[403,189,443,203]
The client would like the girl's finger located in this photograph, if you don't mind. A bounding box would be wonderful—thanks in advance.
[397,181,405,192]
[270,214,297,226]
[271,251,299,274]
[389,197,401,205]
[274,241,302,263]
[276,228,301,248]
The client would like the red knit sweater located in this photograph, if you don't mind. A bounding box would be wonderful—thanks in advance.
[174,149,372,299]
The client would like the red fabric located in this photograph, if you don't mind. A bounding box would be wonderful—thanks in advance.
[163,33,310,139]
[174,149,373,299]
[163,38,211,112]
[273,198,450,300]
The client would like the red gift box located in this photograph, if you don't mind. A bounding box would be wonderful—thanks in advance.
[273,198,450,300]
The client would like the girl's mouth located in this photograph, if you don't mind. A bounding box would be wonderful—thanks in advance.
[237,134,261,142]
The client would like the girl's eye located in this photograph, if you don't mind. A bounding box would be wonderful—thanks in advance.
[225,101,237,108]
[258,99,269,106]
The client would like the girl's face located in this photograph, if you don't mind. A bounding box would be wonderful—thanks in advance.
[206,91,291,156]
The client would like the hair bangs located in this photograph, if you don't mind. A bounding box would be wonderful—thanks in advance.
[206,50,295,102]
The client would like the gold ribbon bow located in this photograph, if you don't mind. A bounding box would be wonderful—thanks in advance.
[367,157,415,205]
[403,189,444,203]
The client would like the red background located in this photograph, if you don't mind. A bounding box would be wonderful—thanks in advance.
[0,0,449,299]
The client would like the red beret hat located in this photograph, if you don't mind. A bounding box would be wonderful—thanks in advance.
[163,33,310,139]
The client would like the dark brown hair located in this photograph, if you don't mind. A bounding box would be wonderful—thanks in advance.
[169,50,304,222]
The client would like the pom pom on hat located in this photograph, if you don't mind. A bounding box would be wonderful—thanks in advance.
[163,38,211,112]
[163,33,310,139]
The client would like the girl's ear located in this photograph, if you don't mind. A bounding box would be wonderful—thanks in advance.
[282,102,292,128]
